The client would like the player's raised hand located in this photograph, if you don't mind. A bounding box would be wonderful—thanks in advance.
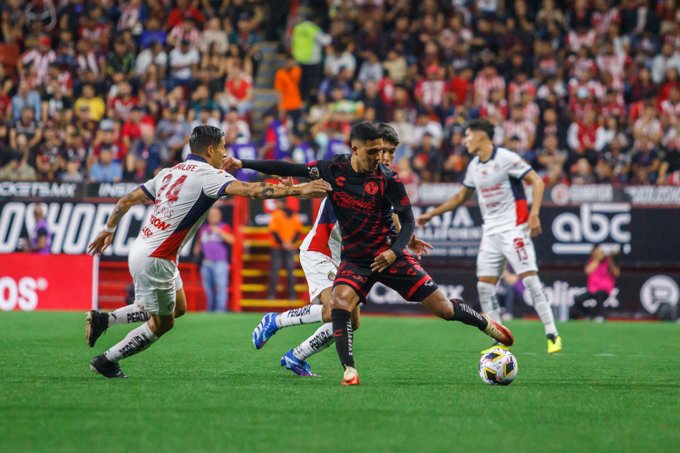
[87,230,114,255]
[527,213,542,237]
[371,249,397,273]
[408,235,433,258]
[416,213,433,227]
[221,156,242,173]
[299,179,332,198]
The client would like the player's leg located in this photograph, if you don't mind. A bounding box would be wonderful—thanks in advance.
[503,226,561,352]
[593,291,609,322]
[331,283,362,385]
[86,272,186,348]
[281,287,333,376]
[252,251,331,349]
[476,232,506,323]
[90,258,177,378]
[378,254,513,346]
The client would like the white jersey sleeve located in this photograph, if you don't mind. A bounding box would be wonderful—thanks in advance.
[505,151,533,179]
[202,168,237,199]
[462,158,478,189]
[140,168,170,201]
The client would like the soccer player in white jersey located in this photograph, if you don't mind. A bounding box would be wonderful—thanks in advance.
[251,123,432,376]
[85,125,331,378]
[417,119,562,353]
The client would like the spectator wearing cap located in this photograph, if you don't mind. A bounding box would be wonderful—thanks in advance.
[89,146,123,183]
[18,34,56,85]
[93,119,126,163]
[274,55,303,129]
[292,16,332,102]
[169,39,200,90]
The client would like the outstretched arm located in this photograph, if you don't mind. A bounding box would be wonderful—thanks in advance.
[88,187,151,255]
[222,156,315,179]
[416,185,475,227]
[224,179,331,199]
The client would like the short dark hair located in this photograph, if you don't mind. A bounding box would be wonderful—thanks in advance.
[377,122,399,145]
[349,122,381,145]
[466,118,495,140]
[189,125,224,153]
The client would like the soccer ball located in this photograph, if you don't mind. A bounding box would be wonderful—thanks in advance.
[479,348,518,385]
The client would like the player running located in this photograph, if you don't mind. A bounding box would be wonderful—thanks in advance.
[85,125,331,378]
[417,118,562,354]
[224,122,513,385]
[251,123,431,377]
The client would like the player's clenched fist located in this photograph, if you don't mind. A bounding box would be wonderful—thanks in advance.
[221,156,242,173]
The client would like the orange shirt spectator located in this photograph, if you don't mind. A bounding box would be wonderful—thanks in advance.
[268,202,304,248]
[274,57,303,112]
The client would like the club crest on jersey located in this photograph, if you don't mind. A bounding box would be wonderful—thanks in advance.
[309,167,320,179]
[328,270,336,281]
[364,181,379,195]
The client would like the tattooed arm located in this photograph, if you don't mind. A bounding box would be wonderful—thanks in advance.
[224,179,331,199]
[87,187,152,255]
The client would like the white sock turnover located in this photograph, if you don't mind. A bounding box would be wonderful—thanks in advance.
[275,304,323,328]
[293,322,334,361]
[104,322,158,362]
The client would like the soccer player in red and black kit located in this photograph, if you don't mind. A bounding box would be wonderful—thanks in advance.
[224,122,513,385]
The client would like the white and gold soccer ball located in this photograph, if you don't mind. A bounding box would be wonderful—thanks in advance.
[479,348,518,385]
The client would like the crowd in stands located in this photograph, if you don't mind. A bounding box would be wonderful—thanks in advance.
[0,0,679,186]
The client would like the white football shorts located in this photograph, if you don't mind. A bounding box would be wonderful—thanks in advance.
[477,224,538,278]
[128,251,183,316]
[299,250,338,304]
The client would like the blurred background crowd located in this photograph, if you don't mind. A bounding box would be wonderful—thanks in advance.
[0,0,679,186]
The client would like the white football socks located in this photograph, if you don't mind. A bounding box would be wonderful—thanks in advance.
[293,323,334,361]
[523,275,558,336]
[104,322,158,362]
[275,304,323,328]
[108,304,149,326]
[477,281,501,323]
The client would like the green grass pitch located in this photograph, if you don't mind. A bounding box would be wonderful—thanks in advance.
[1,312,678,452]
